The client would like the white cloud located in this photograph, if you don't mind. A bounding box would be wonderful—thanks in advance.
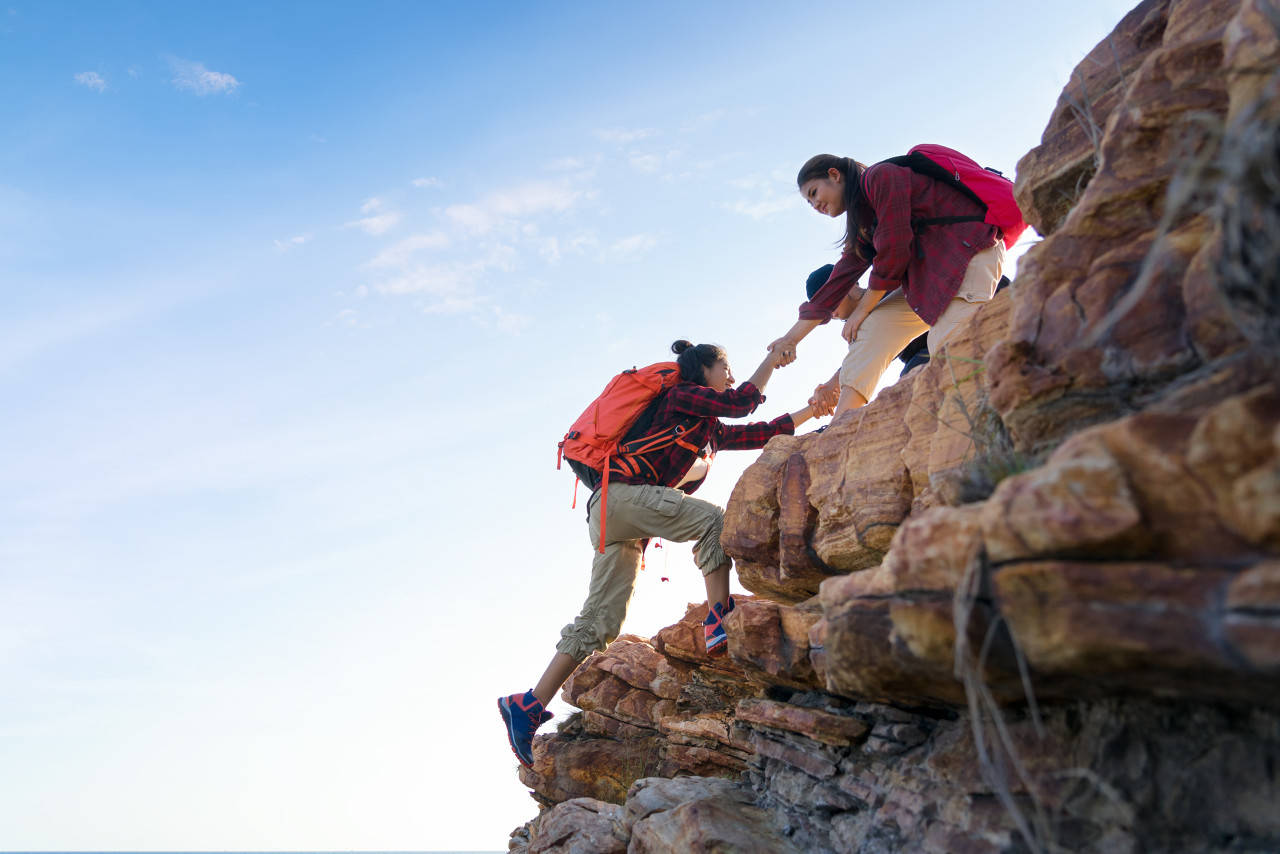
[490,183,579,216]
[372,262,487,316]
[608,234,657,258]
[273,234,311,251]
[594,127,657,144]
[537,237,560,263]
[347,213,400,235]
[726,169,801,219]
[566,233,598,254]
[727,197,798,219]
[411,177,441,188]
[366,232,450,268]
[74,72,106,92]
[169,58,240,96]
[345,200,401,236]
[629,153,662,173]
[492,308,531,334]
[444,181,580,234]
[547,157,584,171]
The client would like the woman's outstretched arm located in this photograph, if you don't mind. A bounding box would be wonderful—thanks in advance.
[789,404,817,428]
[767,318,821,367]
[745,347,784,391]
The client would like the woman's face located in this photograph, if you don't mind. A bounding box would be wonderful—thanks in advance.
[800,168,845,217]
[704,358,734,392]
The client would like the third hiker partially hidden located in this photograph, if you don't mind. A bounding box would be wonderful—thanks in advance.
[498,339,817,769]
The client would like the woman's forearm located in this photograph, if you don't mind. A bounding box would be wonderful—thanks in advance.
[768,317,823,368]
[851,288,885,322]
[841,288,888,344]
[745,350,779,391]
[778,317,820,346]
[789,405,815,428]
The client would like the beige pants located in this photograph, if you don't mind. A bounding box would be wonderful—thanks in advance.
[838,241,1006,400]
[556,482,729,662]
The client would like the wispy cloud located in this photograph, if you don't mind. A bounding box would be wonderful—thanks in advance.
[74,72,107,92]
[365,232,450,268]
[373,262,478,300]
[594,127,658,144]
[169,58,240,96]
[273,234,311,251]
[726,170,800,219]
[345,197,401,236]
[546,157,585,171]
[411,177,441,188]
[608,233,658,259]
[629,153,662,173]
[444,181,580,234]
[348,214,400,236]
[727,197,797,219]
[491,307,531,334]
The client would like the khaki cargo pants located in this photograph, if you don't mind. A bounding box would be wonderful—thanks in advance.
[556,482,729,662]
[838,240,1006,401]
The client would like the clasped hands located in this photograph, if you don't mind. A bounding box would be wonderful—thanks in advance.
[763,338,839,418]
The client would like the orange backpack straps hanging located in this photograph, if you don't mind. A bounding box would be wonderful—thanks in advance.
[556,362,682,553]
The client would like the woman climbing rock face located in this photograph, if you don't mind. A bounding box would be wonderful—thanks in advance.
[770,150,1008,417]
[498,339,818,770]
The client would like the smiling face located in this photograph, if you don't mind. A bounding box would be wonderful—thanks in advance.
[800,167,846,217]
[704,358,734,392]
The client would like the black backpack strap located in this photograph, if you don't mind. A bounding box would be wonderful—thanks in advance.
[912,214,986,227]
[879,152,990,217]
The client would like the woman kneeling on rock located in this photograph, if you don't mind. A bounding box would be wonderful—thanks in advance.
[498,339,817,768]
[769,153,1007,416]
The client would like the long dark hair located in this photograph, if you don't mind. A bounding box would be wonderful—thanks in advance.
[671,340,726,385]
[796,154,869,255]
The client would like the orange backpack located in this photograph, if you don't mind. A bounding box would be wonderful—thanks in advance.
[557,362,695,552]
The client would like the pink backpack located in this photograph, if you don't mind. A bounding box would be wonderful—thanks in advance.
[877,144,1027,249]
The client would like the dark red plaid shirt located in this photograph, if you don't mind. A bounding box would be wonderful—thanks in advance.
[798,163,999,326]
[609,380,794,494]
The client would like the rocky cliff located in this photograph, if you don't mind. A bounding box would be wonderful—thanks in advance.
[510,1,1280,850]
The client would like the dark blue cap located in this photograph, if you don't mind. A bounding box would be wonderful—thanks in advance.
[806,264,835,299]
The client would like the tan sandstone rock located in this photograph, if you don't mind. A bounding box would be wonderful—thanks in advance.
[735,698,870,747]
[1014,0,1171,235]
[724,595,822,691]
[990,0,1238,451]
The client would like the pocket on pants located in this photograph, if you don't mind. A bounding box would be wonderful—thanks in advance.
[640,486,684,516]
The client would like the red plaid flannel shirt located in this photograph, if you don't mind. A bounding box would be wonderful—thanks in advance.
[608,380,794,494]
[798,163,999,326]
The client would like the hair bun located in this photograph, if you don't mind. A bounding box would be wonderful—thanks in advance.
[671,339,693,355]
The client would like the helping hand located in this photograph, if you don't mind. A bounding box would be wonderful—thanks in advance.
[767,337,797,367]
[808,379,840,417]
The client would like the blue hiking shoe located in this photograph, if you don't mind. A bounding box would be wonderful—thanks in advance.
[498,689,552,768]
[703,596,736,656]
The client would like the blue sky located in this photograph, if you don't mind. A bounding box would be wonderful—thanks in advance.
[2,1,1138,849]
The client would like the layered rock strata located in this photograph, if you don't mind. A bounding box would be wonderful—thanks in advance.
[511,1,1280,850]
